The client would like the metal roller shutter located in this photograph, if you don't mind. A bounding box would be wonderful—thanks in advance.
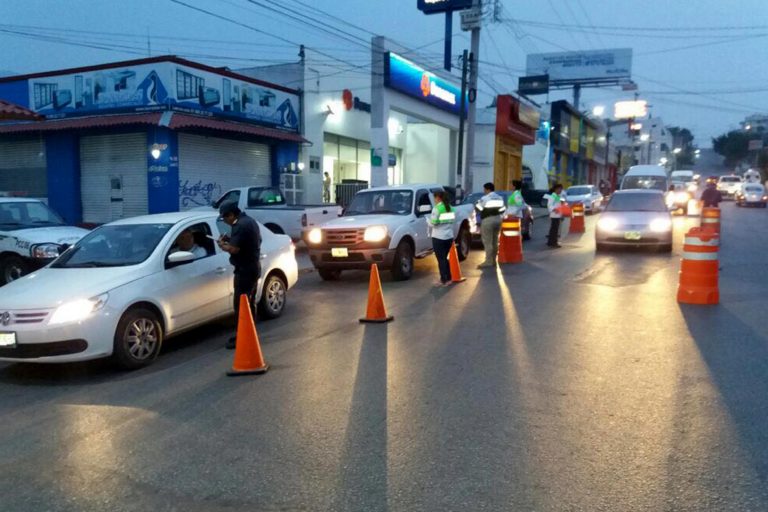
[80,133,147,224]
[0,138,47,198]
[178,133,271,210]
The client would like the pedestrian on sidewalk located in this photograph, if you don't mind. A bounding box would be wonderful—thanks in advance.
[217,201,262,349]
[475,182,506,268]
[547,183,566,248]
[429,190,456,287]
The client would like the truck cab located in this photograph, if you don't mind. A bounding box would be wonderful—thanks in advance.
[304,184,473,281]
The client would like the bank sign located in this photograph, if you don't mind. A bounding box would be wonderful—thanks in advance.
[384,52,466,116]
[24,60,299,131]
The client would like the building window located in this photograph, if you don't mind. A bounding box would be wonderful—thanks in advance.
[33,83,58,109]
[176,70,204,100]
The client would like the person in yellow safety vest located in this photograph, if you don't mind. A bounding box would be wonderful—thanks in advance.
[429,190,457,287]
[475,182,506,268]
[546,183,565,248]
[507,180,525,218]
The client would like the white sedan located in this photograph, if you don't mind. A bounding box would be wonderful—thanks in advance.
[0,211,298,369]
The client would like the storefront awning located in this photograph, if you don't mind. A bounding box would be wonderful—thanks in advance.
[0,111,307,143]
[0,100,44,121]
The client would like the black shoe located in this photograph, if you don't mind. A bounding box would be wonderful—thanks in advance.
[225,336,236,350]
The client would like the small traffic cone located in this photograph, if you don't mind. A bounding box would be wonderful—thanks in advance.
[449,243,466,283]
[359,264,394,323]
[227,294,269,376]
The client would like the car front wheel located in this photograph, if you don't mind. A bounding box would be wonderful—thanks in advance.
[258,273,287,319]
[391,241,414,281]
[456,226,470,261]
[113,308,163,370]
[0,255,29,285]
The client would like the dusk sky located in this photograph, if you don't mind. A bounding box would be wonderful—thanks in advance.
[3,0,767,144]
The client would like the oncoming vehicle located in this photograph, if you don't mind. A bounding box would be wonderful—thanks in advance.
[736,183,768,208]
[717,175,743,198]
[462,191,533,242]
[0,211,298,369]
[666,182,693,214]
[620,165,669,192]
[0,198,89,285]
[670,170,697,192]
[564,185,603,213]
[304,184,473,281]
[596,190,673,252]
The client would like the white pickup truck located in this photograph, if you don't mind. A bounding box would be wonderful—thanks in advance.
[303,184,474,281]
[209,187,342,240]
[0,198,89,285]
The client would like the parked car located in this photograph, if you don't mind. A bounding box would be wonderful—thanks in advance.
[462,191,533,242]
[736,183,768,207]
[521,187,549,208]
[0,211,298,368]
[717,175,743,198]
[595,190,673,252]
[304,184,474,281]
[209,187,342,240]
[564,185,603,213]
[0,198,89,285]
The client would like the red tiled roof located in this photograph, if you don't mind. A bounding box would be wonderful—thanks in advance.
[0,111,307,143]
[0,100,43,121]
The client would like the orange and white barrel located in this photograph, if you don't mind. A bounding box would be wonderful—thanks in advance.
[701,207,721,234]
[677,227,719,305]
[569,202,585,233]
[498,215,523,264]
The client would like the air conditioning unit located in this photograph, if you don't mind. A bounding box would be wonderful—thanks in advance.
[280,173,304,205]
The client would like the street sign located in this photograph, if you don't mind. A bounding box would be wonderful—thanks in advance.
[518,74,549,95]
[460,8,483,30]
[417,0,474,14]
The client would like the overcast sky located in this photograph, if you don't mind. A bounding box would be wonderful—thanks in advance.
[3,0,767,144]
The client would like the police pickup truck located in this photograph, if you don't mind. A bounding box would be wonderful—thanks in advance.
[0,198,89,284]
[304,184,474,281]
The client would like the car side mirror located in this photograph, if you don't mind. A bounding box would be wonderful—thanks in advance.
[418,205,432,214]
[167,251,195,268]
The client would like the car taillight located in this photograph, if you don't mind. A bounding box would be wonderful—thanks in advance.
[301,213,307,227]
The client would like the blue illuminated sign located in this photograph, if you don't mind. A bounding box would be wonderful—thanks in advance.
[384,52,466,116]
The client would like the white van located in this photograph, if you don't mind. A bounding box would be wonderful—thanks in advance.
[620,165,669,192]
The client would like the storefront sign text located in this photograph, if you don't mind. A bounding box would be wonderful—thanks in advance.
[384,52,466,116]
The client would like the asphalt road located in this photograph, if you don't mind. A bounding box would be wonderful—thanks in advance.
[1,201,767,511]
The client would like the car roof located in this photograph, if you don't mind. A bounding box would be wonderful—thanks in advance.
[0,197,45,203]
[107,211,219,226]
[363,183,441,193]
[719,175,741,178]
[625,165,668,177]
[612,189,664,195]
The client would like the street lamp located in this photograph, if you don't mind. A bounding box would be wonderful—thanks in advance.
[660,157,668,166]
[672,147,682,171]
[673,147,682,154]
[592,105,606,117]
[640,133,650,142]
[746,124,752,131]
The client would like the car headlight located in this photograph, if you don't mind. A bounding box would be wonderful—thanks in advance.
[675,192,690,202]
[49,293,108,325]
[363,225,388,242]
[30,243,63,259]
[597,217,619,231]
[307,228,322,245]
[687,184,697,192]
[649,218,672,232]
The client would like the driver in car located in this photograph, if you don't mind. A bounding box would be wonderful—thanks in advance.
[171,229,207,259]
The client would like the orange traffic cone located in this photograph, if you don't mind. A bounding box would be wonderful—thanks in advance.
[227,294,269,376]
[449,243,466,283]
[359,264,394,323]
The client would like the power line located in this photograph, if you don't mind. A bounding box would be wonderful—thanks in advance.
[511,18,768,33]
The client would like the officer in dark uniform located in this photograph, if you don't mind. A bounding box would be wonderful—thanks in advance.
[217,201,261,349]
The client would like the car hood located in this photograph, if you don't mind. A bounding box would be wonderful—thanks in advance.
[602,211,670,226]
[5,226,89,245]
[566,194,591,201]
[322,215,411,229]
[0,266,146,309]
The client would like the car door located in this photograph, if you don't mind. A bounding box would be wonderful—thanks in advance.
[413,189,433,254]
[156,220,231,333]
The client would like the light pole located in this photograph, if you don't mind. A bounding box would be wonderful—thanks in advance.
[673,147,682,171]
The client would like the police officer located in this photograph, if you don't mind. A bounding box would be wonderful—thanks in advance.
[429,190,456,286]
[217,201,261,350]
[475,182,506,268]
[547,183,566,248]
[507,180,525,218]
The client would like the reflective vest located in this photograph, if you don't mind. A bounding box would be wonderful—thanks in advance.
[434,202,456,224]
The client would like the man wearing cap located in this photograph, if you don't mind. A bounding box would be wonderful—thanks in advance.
[217,201,262,350]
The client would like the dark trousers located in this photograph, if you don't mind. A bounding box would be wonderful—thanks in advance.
[547,218,562,246]
[233,266,259,327]
[432,237,453,283]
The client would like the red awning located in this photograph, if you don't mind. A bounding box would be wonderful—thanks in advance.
[0,100,44,121]
[0,111,307,143]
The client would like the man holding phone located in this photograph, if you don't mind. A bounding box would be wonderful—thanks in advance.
[217,201,261,349]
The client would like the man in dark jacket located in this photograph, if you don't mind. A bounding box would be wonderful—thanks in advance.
[217,201,261,349]
[701,182,723,208]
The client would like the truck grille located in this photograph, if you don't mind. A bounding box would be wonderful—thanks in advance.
[325,229,364,246]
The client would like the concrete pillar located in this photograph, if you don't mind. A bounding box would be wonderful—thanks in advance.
[370,36,389,188]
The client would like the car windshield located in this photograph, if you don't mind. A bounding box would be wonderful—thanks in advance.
[745,186,763,192]
[345,190,413,215]
[721,177,741,183]
[0,201,65,230]
[51,223,173,268]
[567,187,591,196]
[606,193,667,212]
[622,176,667,191]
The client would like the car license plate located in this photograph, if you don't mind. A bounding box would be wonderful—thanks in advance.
[331,248,348,258]
[624,231,642,241]
[0,332,16,348]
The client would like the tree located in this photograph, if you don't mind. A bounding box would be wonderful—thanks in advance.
[668,126,695,166]
[712,130,750,167]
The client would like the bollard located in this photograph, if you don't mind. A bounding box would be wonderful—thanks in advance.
[569,202,585,234]
[498,215,524,264]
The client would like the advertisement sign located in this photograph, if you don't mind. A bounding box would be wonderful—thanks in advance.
[26,61,300,131]
[417,0,474,14]
[518,74,549,96]
[614,100,647,120]
[526,49,632,83]
[384,52,466,116]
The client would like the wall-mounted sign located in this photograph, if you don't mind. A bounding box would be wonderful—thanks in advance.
[417,0,474,14]
[518,74,549,96]
[526,49,632,83]
[495,95,538,145]
[614,100,647,120]
[384,52,466,116]
[20,58,300,131]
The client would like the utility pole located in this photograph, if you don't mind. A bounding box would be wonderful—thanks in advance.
[456,50,469,195]
[463,0,482,193]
